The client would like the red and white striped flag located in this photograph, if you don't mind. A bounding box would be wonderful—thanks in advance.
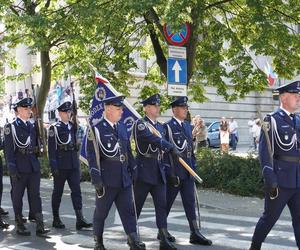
[95,71,109,84]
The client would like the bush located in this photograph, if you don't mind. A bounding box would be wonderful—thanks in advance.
[196,148,264,197]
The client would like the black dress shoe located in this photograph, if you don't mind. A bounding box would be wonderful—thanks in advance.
[158,228,177,250]
[0,208,9,216]
[15,216,30,236]
[35,213,50,237]
[75,210,92,230]
[52,216,65,229]
[157,229,176,242]
[94,235,107,250]
[190,231,212,245]
[21,215,27,223]
[0,217,9,229]
[28,213,36,222]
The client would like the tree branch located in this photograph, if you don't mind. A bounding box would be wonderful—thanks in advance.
[205,0,235,10]
[45,0,50,8]
[143,12,167,77]
[271,7,300,24]
[9,5,20,15]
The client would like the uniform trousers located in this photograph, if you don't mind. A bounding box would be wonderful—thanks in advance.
[252,187,300,247]
[93,185,136,236]
[11,171,42,216]
[134,180,167,228]
[52,169,82,212]
[166,177,196,231]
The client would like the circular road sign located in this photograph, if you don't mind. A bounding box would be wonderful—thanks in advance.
[163,23,191,46]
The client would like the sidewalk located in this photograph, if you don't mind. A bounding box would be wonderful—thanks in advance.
[3,174,290,218]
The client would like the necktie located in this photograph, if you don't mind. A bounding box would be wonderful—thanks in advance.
[290,114,296,127]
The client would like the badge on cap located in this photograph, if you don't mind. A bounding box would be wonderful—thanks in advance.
[4,126,10,135]
[138,123,146,131]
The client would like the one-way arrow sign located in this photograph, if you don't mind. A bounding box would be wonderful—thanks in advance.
[172,61,182,82]
[167,58,187,84]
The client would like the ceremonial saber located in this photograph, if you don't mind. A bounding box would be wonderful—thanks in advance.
[147,123,203,184]
[194,183,202,229]
[131,185,140,237]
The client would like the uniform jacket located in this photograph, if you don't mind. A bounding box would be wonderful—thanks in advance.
[164,117,196,180]
[260,108,300,189]
[4,118,40,174]
[86,118,136,188]
[133,116,173,185]
[48,120,80,172]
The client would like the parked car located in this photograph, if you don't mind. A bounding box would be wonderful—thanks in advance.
[206,121,220,147]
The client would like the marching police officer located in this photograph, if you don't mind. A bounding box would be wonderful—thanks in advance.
[249,81,300,250]
[133,94,177,250]
[4,97,49,236]
[0,129,9,229]
[86,95,145,250]
[48,100,92,230]
[164,96,212,246]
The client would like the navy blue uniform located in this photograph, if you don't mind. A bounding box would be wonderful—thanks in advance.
[4,118,42,217]
[133,116,173,229]
[251,108,300,247]
[86,118,137,236]
[48,120,82,213]
[164,117,197,230]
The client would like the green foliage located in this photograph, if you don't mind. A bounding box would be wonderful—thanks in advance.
[39,156,52,179]
[79,161,91,182]
[196,148,264,197]
[135,84,172,115]
[1,0,300,112]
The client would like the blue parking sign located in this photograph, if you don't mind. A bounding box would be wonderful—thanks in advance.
[167,58,187,84]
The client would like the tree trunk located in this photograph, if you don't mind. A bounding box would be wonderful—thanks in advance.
[37,50,51,151]
[39,51,51,117]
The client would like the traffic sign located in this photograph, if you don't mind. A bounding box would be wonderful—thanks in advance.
[168,46,186,59]
[168,84,187,97]
[163,23,191,46]
[167,58,187,84]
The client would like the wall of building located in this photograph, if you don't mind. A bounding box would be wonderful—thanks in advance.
[127,79,279,147]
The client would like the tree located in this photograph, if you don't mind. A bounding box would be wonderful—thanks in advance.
[64,0,300,109]
[1,0,300,116]
[133,0,300,101]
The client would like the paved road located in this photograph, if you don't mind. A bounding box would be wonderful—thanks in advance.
[0,177,297,250]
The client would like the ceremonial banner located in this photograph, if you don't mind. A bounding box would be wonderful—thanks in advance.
[79,72,141,165]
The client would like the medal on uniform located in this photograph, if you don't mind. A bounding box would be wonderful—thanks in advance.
[107,142,111,148]
[284,135,289,140]
[177,139,180,144]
